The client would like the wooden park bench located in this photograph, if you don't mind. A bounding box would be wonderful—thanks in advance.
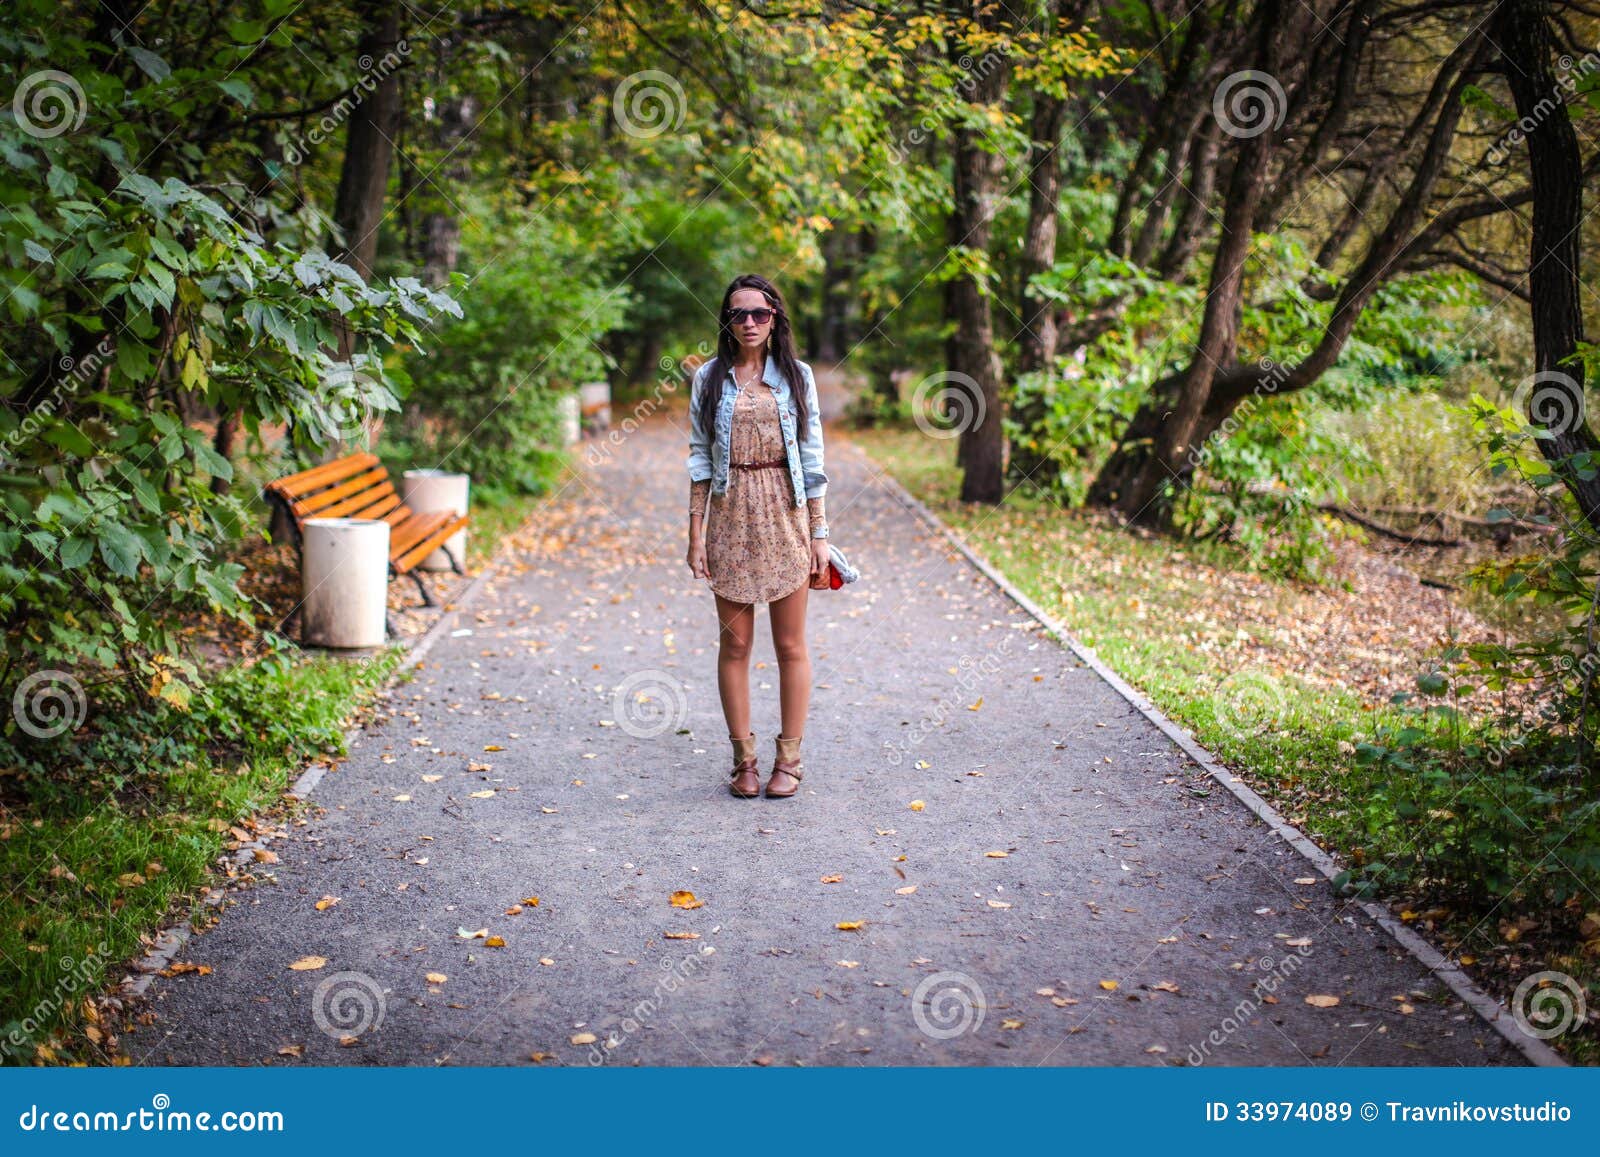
[263,452,470,619]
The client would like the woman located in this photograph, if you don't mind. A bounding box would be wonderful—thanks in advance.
[686,274,829,799]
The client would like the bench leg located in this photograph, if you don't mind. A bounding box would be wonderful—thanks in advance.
[407,569,437,607]
[440,543,464,576]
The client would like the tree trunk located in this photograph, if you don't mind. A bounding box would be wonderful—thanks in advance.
[1491,0,1600,532]
[1007,40,1067,485]
[1094,0,1284,524]
[331,1,404,288]
[947,1,1009,503]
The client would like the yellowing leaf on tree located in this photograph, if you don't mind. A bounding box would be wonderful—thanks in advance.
[288,955,327,971]
[670,890,704,909]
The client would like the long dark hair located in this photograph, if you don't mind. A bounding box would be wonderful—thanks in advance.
[697,273,807,435]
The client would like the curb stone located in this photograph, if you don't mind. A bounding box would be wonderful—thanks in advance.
[853,442,1565,1069]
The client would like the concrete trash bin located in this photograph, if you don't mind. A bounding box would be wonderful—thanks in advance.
[301,517,390,648]
[402,468,469,572]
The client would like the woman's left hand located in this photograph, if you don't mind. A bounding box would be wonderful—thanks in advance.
[810,539,831,583]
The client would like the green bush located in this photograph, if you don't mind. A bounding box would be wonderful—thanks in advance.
[386,210,629,497]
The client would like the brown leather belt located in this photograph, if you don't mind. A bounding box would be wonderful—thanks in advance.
[731,457,787,471]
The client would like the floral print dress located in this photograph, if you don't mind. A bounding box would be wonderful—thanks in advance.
[690,381,826,604]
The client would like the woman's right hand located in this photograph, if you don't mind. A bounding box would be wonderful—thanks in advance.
[686,536,709,580]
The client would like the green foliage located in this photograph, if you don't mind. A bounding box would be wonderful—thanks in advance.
[385,209,628,497]
[0,14,459,772]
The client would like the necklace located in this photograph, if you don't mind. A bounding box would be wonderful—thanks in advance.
[733,361,763,389]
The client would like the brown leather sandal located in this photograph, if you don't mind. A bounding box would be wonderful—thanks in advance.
[729,733,760,798]
[764,735,804,798]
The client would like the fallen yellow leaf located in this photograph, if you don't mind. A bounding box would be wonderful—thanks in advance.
[820,874,843,884]
[987,899,1012,909]
[663,931,700,940]
[425,973,448,984]
[908,800,925,811]
[1098,980,1119,991]
[288,956,327,971]
[1304,994,1340,1008]
[895,885,918,895]
[984,850,1009,858]
[836,921,864,931]
[485,936,506,948]
[484,745,504,752]
[468,790,496,799]
[570,1032,597,1045]
[670,890,704,909]
[314,895,340,911]
[1000,1018,1024,1030]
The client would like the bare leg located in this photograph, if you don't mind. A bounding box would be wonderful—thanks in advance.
[714,593,756,739]
[768,581,811,740]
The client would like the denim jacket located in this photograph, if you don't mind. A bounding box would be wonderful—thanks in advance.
[687,354,827,507]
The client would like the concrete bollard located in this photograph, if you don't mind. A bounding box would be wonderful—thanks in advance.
[301,517,390,648]
[557,392,581,445]
[402,469,469,572]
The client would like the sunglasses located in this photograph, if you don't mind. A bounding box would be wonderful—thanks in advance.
[726,307,775,325]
